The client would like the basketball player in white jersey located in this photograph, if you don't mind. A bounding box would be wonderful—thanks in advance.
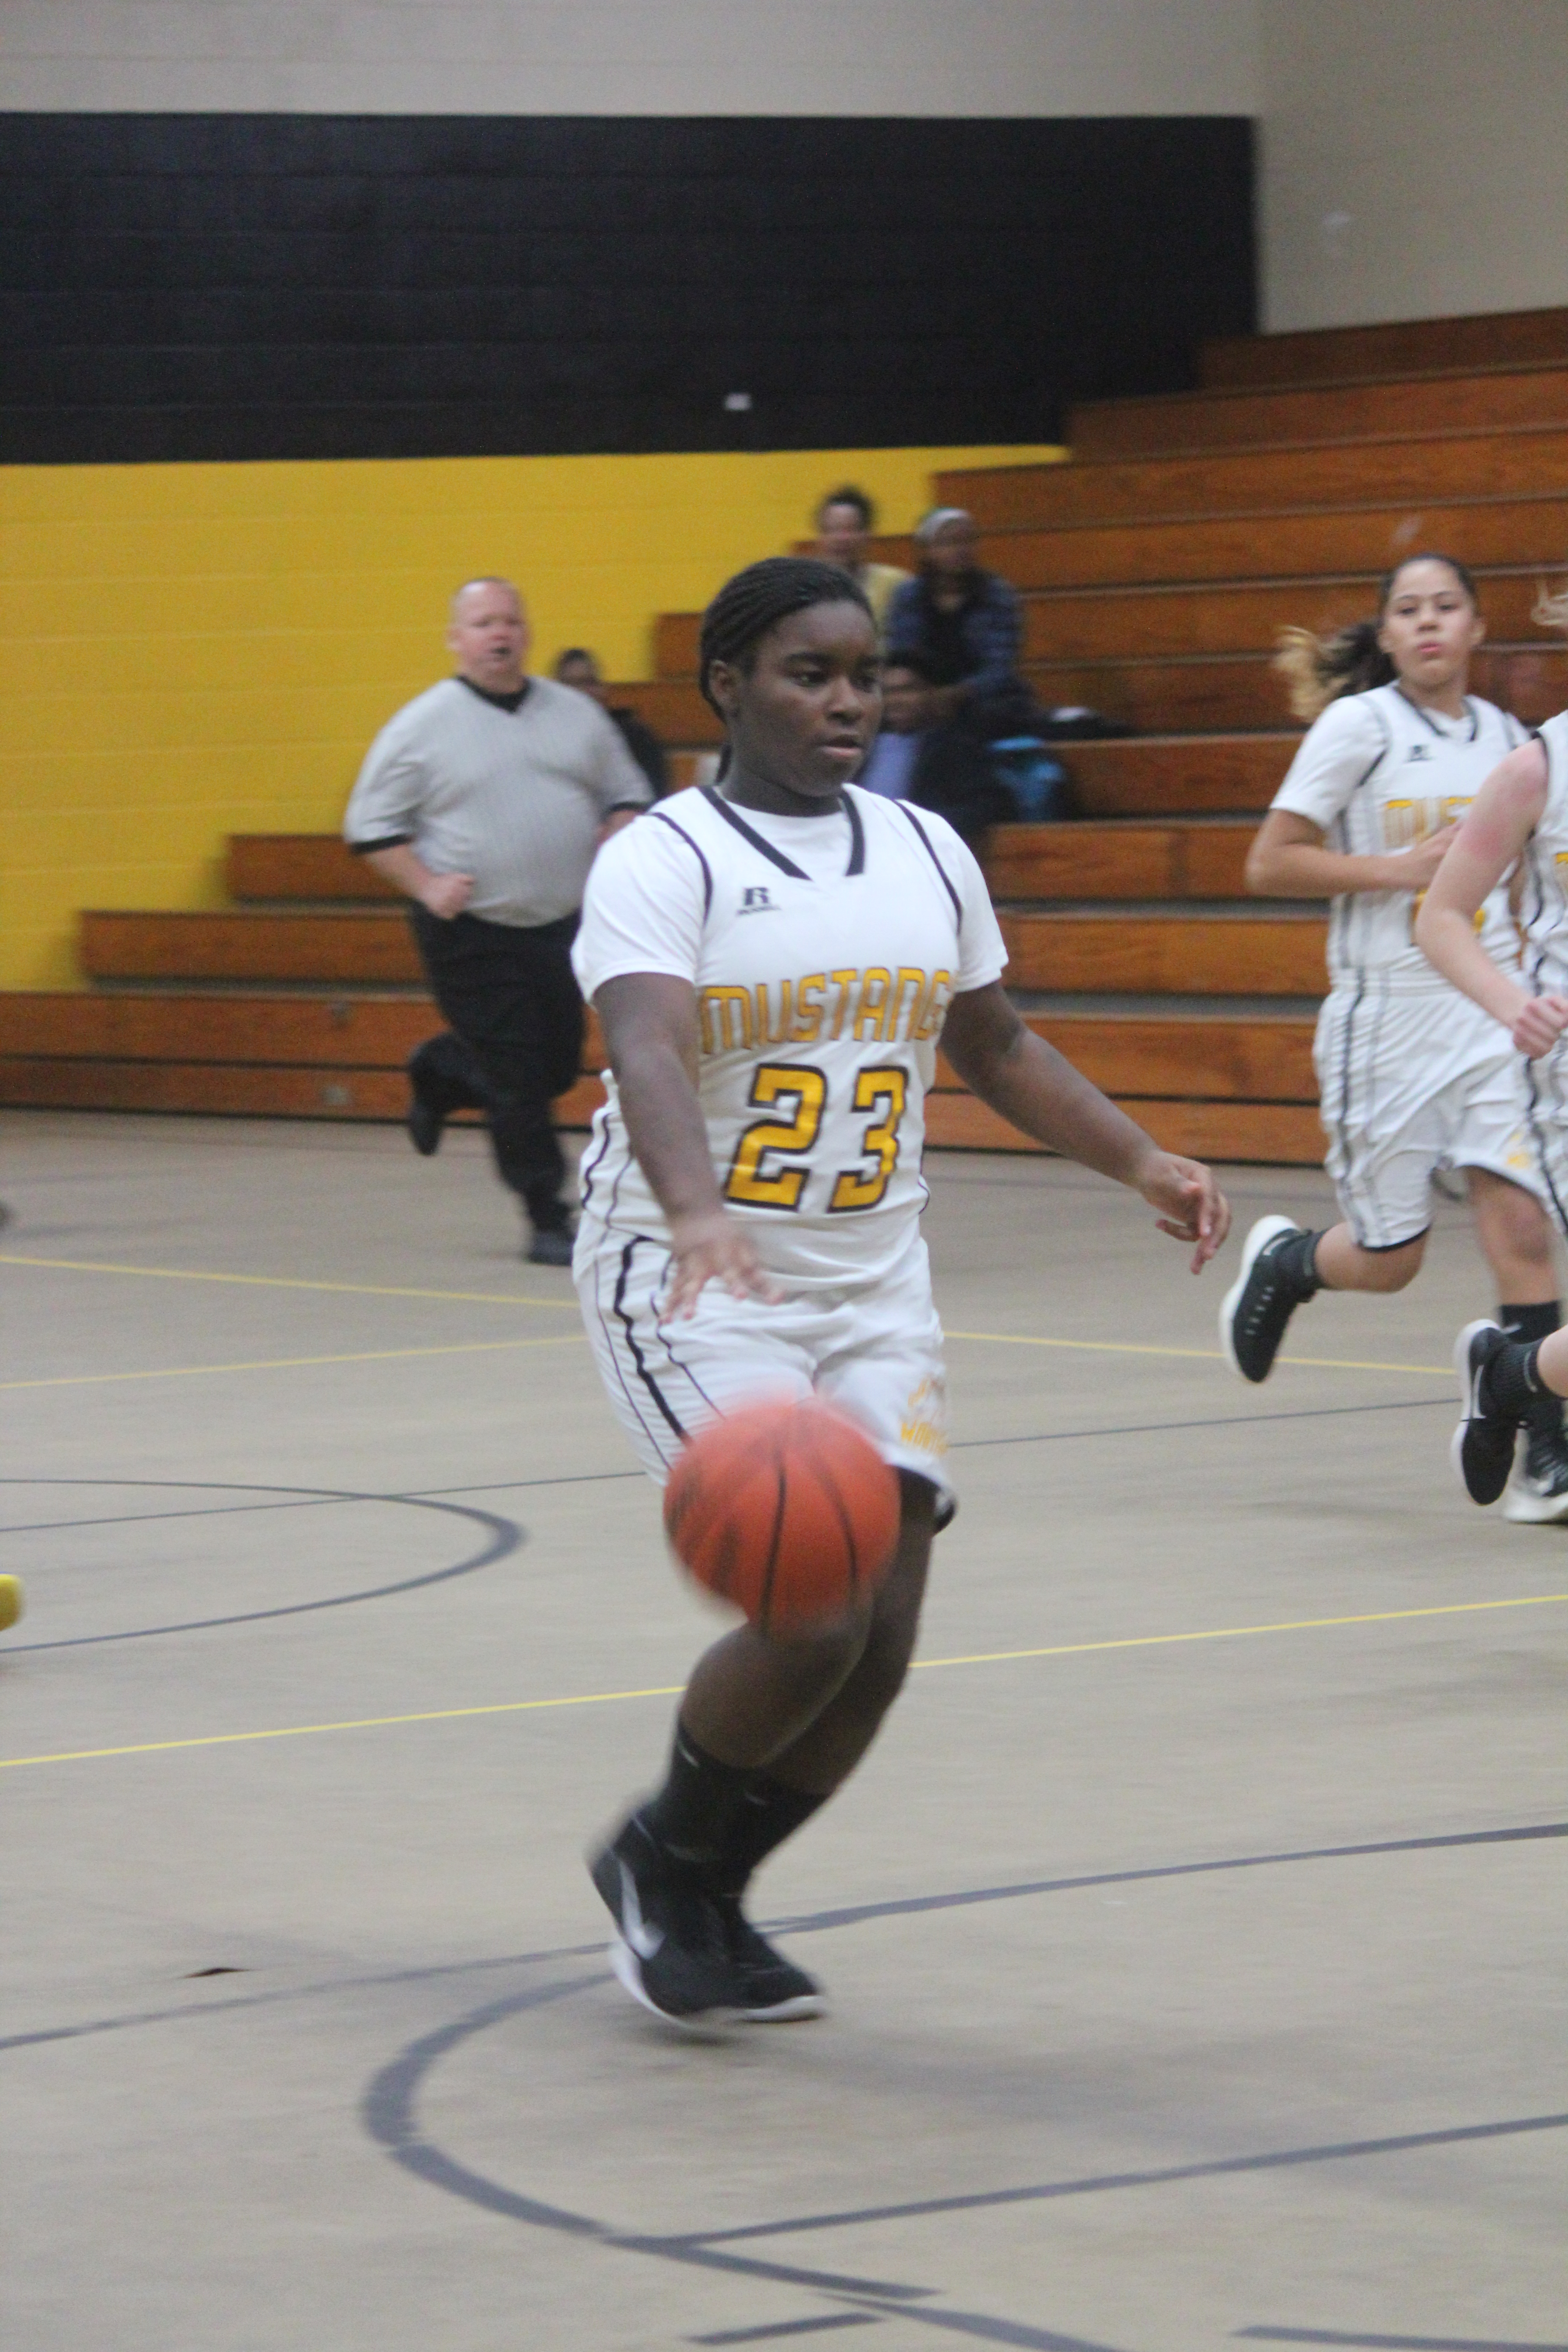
[1220,556,1568,1520]
[1414,591,1568,1506]
[574,557,1230,2027]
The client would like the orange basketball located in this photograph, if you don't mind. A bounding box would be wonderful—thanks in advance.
[663,1398,901,1635]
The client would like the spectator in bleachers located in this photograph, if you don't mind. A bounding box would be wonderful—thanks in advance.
[554,647,671,797]
[813,485,911,642]
[857,656,1014,849]
[885,507,1037,742]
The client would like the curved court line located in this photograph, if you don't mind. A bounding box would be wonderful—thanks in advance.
[360,1838,1568,2348]
[361,1979,959,2310]
[8,1821,1558,2057]
[0,1332,585,1392]
[0,1250,575,1309]
[5,1592,1563,1769]
[1,1480,523,1652]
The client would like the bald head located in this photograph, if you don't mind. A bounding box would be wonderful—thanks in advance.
[447,577,530,694]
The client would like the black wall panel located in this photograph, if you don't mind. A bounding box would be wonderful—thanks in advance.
[0,113,1255,464]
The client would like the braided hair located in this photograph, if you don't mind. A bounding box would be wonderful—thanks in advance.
[1274,553,1480,722]
[698,556,873,719]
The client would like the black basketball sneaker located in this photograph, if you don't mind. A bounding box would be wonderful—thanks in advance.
[589,1813,745,2028]
[715,1899,825,2022]
[1451,1319,1522,1507]
[1220,1215,1316,1383]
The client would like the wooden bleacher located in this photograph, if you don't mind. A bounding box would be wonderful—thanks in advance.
[4,303,1568,1163]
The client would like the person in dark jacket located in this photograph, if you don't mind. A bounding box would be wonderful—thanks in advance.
[554,647,671,797]
[884,508,1038,742]
[856,657,1014,849]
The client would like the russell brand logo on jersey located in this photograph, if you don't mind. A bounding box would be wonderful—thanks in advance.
[738,886,777,914]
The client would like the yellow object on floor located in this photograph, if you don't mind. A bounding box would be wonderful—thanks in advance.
[0,1576,24,1633]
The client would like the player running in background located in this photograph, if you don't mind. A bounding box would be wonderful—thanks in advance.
[1413,590,1568,1507]
[573,557,1229,2028]
[1220,556,1568,1522]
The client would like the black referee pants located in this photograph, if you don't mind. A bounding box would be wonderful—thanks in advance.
[408,907,583,1230]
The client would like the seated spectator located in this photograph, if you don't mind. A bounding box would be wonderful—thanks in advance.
[885,508,1038,741]
[554,647,670,797]
[813,485,911,642]
[858,656,1014,849]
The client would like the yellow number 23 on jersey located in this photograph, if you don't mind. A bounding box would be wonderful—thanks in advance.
[829,1067,907,1212]
[724,1063,906,1213]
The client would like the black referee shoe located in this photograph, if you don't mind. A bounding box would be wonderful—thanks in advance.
[1452,1319,1524,1507]
[1220,1215,1314,1384]
[406,1088,445,1157]
[525,1225,575,1267]
[589,1815,746,2029]
[716,1899,825,2022]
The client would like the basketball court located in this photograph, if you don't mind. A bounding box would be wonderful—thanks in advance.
[4,1111,1562,2352]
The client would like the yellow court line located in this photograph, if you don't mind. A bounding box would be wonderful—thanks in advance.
[0,1252,575,1310]
[0,1258,1452,1380]
[5,1592,1561,1771]
[945,1329,1451,1378]
[0,1334,586,1392]
[907,1591,1568,1668]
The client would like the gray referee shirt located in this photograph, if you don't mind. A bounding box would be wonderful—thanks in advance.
[343,676,653,927]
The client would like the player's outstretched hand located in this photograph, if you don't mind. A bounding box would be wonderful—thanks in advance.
[1137,1152,1231,1274]
[665,1210,783,1318]
[1512,994,1568,1059]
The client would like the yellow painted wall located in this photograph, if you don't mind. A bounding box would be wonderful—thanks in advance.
[0,441,1062,990]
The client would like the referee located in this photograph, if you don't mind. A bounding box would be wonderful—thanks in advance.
[344,577,651,1262]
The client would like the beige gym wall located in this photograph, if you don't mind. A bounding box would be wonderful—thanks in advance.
[0,2,1262,116]
[1258,0,1568,332]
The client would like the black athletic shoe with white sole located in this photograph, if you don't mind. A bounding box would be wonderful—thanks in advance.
[716,1899,825,2022]
[1503,1419,1568,1524]
[1451,1319,1521,1507]
[1220,1215,1314,1384]
[589,1814,745,2027]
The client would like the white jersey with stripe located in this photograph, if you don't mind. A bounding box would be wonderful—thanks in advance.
[1271,682,1527,995]
[573,784,1008,1288]
[1518,711,1568,996]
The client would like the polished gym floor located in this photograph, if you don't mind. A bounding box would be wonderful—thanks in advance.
[3,1111,1563,2352]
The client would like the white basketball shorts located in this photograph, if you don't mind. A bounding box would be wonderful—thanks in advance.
[1519,1042,1568,1240]
[1314,987,1545,1249]
[575,1223,952,1509]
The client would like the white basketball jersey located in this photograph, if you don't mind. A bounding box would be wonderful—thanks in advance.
[573,784,1007,1287]
[1272,683,1527,994]
[1518,710,1568,995]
